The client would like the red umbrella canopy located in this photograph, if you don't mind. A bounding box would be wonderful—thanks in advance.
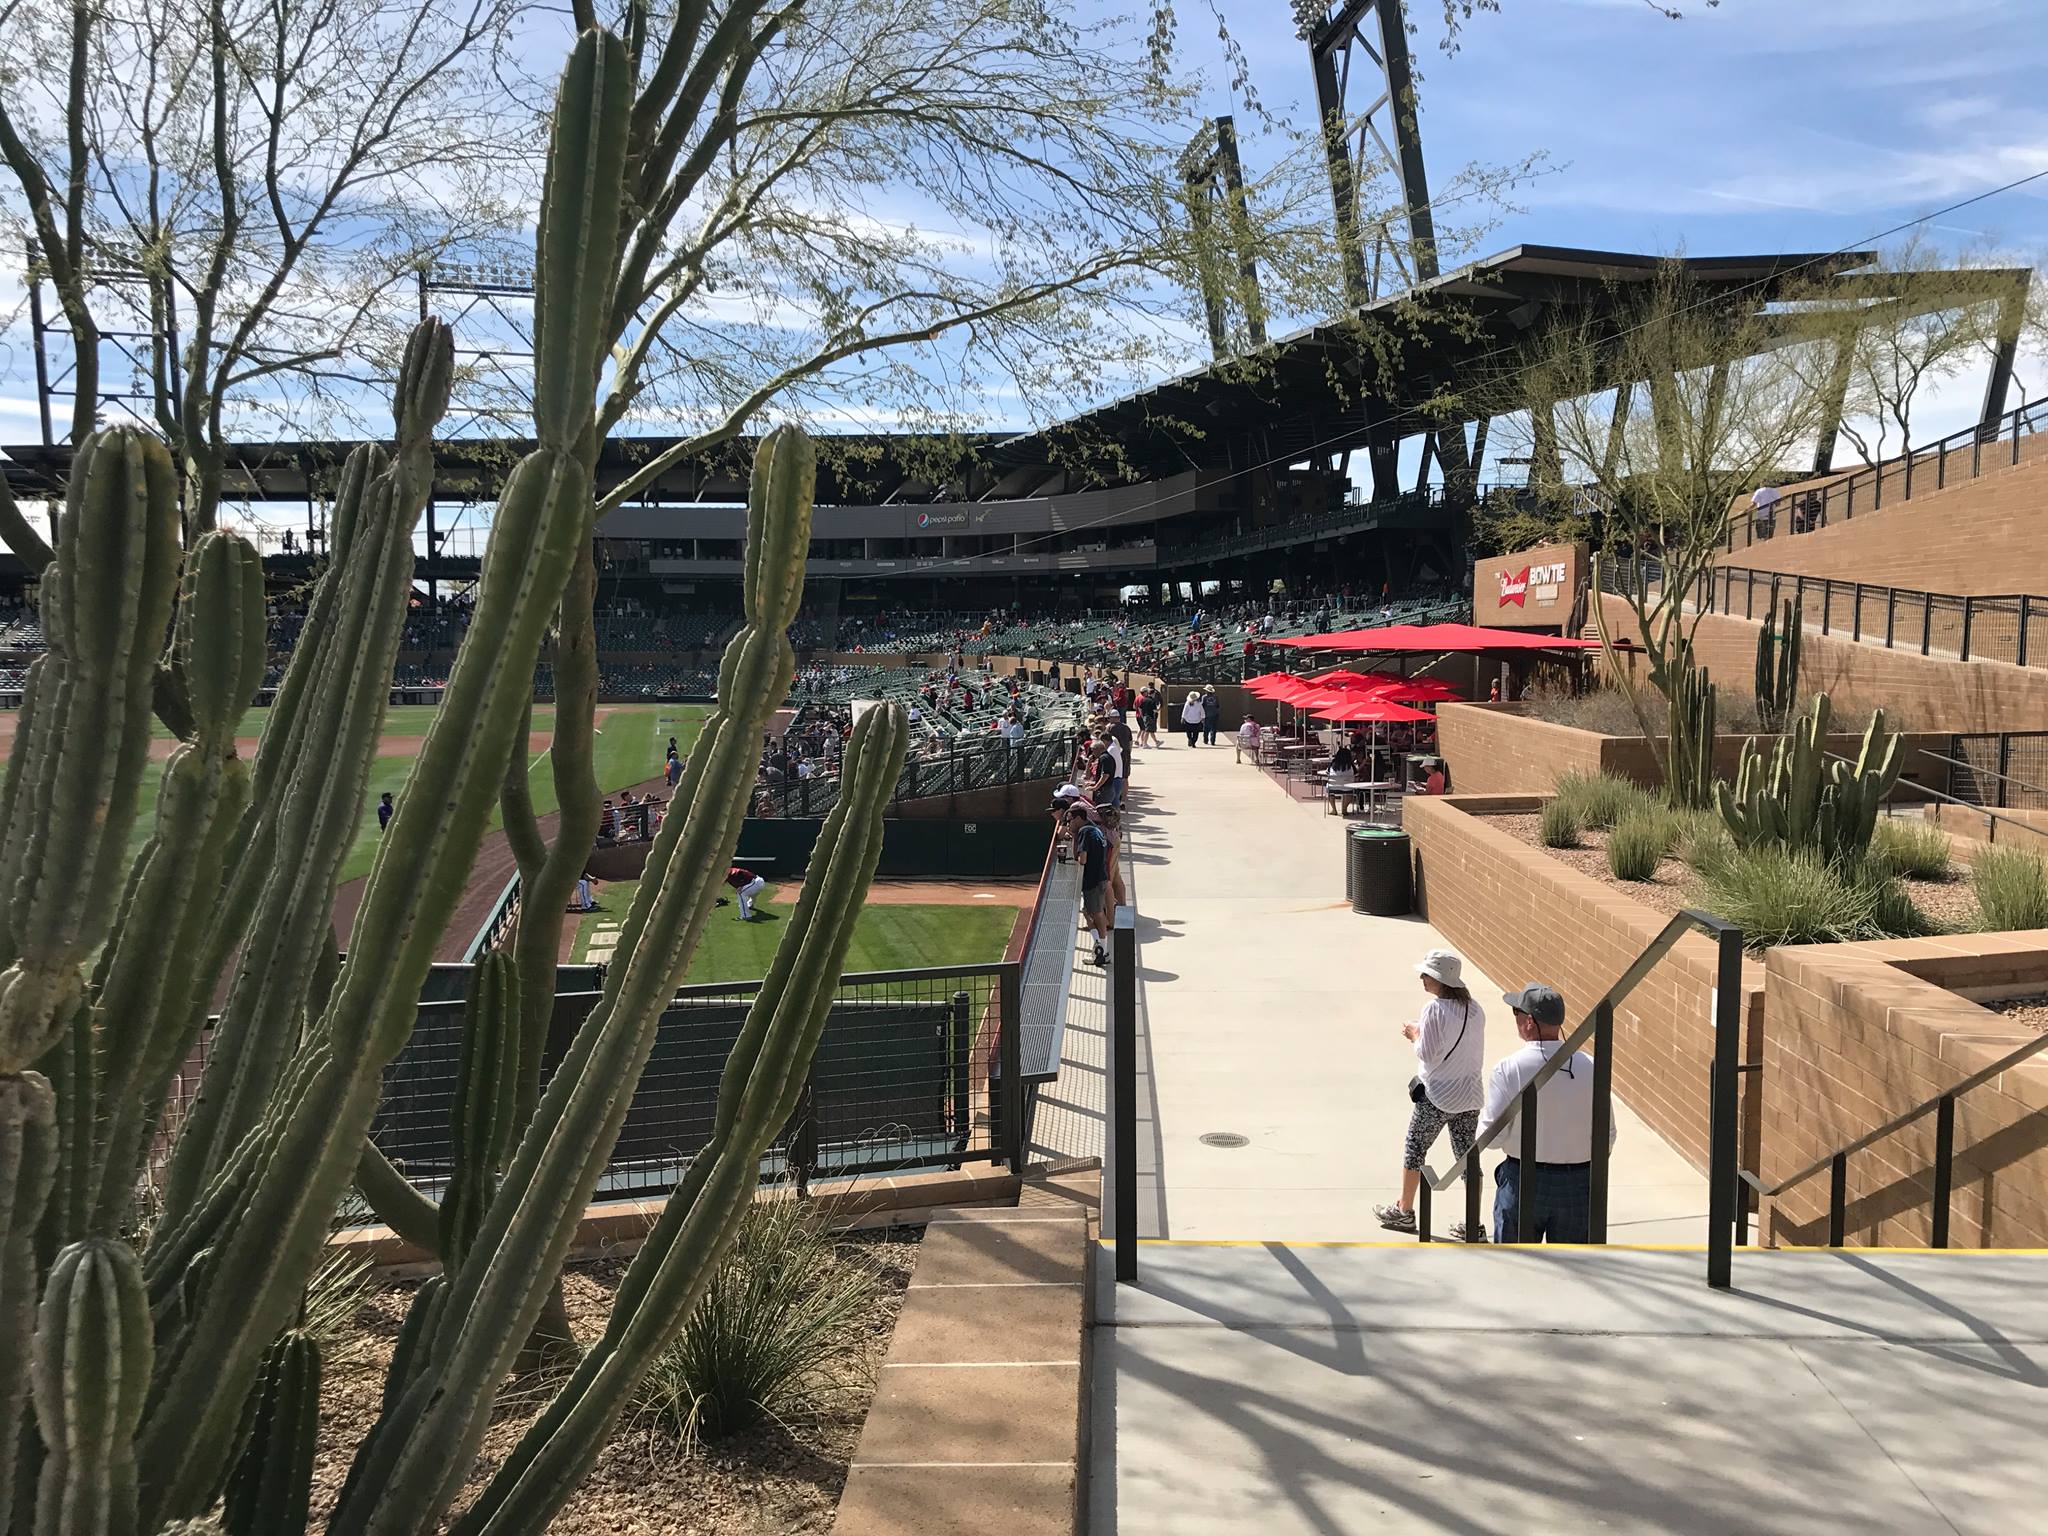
[1244,672,1302,697]
[1368,677,1464,703]
[1308,696,1433,723]
[1311,667,1408,692]
[1266,677,1329,705]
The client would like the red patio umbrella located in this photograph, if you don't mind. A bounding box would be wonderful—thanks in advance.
[1308,696,1432,723]
[1311,667,1409,692]
[1367,677,1464,704]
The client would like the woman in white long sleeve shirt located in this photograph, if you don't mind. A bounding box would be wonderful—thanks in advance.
[1375,949,1486,1235]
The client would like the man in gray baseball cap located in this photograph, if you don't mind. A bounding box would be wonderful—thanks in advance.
[1474,982,1615,1243]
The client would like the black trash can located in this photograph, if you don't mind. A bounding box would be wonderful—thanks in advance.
[1348,827,1412,916]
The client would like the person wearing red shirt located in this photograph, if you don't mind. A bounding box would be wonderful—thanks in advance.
[725,864,767,921]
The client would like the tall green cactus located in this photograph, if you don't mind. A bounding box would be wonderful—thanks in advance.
[1753,596,1800,732]
[1715,692,1902,864]
[1,23,914,1536]
[1664,642,1717,811]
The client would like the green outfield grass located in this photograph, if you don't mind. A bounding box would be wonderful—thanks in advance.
[107,701,714,883]
[569,879,1019,981]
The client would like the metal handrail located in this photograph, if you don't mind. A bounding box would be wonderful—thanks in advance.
[1737,1027,2048,1250]
[1698,565,2044,669]
[1724,394,2048,552]
[1414,906,1749,1287]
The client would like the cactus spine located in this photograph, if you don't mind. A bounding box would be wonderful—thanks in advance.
[1715,692,1903,864]
[30,1237,152,1536]
[1754,596,1800,732]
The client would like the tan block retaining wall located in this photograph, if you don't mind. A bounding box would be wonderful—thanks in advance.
[1434,700,1951,802]
[1403,794,1764,1178]
[1760,935,2048,1249]
[835,1168,1100,1536]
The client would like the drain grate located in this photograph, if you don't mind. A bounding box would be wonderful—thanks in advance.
[1199,1131,1249,1149]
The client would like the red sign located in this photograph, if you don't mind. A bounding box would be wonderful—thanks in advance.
[1499,567,1529,606]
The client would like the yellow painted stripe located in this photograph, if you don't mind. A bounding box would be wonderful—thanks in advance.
[1097,1238,2048,1256]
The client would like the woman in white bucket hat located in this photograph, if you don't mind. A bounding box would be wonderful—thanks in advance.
[1375,948,1486,1235]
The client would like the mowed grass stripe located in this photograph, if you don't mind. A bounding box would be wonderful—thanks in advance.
[571,879,1017,982]
[109,702,713,883]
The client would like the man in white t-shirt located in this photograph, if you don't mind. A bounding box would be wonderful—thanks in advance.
[1477,984,1617,1243]
[1749,483,1781,538]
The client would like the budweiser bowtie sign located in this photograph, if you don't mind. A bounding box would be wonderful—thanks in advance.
[1471,544,1583,628]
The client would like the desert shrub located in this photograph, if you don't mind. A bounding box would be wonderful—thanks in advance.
[1867,819,1953,881]
[1862,866,1939,938]
[1539,798,1581,848]
[1671,806,1736,876]
[1972,845,2048,932]
[1700,846,1883,948]
[1524,680,1765,737]
[1606,810,1674,881]
[1554,770,1655,831]
[637,1193,886,1448]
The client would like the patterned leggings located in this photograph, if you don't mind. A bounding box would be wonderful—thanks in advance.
[1402,1095,1479,1171]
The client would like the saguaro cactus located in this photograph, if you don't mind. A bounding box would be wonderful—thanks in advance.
[1664,642,1718,811]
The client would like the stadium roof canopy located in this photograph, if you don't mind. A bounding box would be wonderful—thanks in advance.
[11,241,2018,510]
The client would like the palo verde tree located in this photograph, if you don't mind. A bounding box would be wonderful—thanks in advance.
[1486,260,1838,805]
[0,0,524,543]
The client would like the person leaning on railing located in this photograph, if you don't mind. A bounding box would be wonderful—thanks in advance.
[1477,985,1618,1244]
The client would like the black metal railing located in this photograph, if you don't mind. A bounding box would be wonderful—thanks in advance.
[1699,566,2047,669]
[1943,732,2048,813]
[1723,395,2048,553]
[1734,1029,2048,1250]
[1410,909,1749,1287]
[378,960,1022,1206]
[752,729,1079,818]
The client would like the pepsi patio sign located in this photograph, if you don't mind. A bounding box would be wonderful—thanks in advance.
[1472,542,1584,629]
[915,510,969,531]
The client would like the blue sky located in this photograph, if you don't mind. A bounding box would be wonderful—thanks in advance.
[4,0,2043,533]
[1202,0,2048,259]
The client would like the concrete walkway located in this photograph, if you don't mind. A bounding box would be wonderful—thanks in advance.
[1091,736,1706,1244]
[1095,1244,2048,1534]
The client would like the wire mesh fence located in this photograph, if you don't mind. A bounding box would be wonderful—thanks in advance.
[156,960,1023,1218]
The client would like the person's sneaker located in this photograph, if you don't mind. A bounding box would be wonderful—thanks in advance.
[1373,1204,1417,1234]
[1088,944,1108,966]
[1447,1221,1487,1244]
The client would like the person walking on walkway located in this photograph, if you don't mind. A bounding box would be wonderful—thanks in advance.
[1179,689,1205,747]
[1375,950,1485,1235]
[1201,685,1221,746]
[1478,983,1615,1243]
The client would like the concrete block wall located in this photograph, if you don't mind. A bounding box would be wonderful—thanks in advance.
[1403,794,1764,1178]
[1760,936,2048,1249]
[1717,432,2048,595]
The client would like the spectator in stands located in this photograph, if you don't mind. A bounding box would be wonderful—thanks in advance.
[724,864,768,922]
[1178,689,1205,747]
[1201,686,1221,746]
[1479,983,1614,1243]
[1375,950,1485,1236]
[377,792,394,834]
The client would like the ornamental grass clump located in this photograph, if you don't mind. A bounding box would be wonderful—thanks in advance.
[1972,845,2048,932]
[636,1193,886,1449]
[1605,810,1674,882]
[1554,770,1653,831]
[1700,846,1883,948]
[1867,818,1953,881]
[1539,798,1581,849]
